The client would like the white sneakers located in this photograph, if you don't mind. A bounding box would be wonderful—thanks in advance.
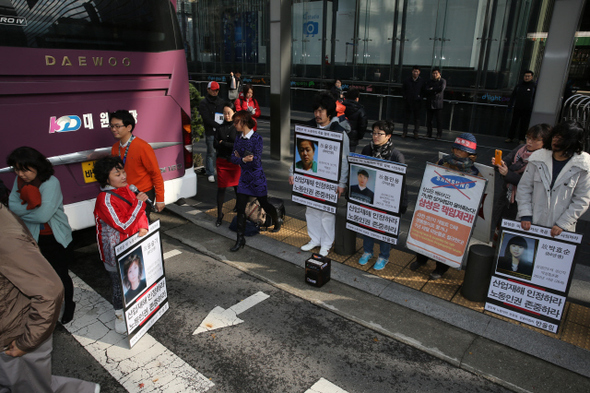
[114,309,126,334]
[95,384,101,393]
[301,242,330,256]
[301,242,319,251]
[207,175,215,183]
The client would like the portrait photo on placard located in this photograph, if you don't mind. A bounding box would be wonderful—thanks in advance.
[349,165,376,205]
[294,137,319,174]
[495,232,538,281]
[120,248,147,305]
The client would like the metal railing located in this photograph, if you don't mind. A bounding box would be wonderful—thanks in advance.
[561,94,590,152]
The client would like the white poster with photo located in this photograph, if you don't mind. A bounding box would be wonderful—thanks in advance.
[345,154,406,244]
[115,220,169,348]
[406,162,487,268]
[292,125,344,213]
[485,219,581,333]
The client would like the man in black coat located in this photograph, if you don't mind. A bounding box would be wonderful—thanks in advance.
[506,70,537,144]
[342,88,368,152]
[425,67,446,140]
[198,81,224,182]
[402,66,425,139]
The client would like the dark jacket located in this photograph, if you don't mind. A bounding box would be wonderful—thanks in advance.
[360,144,408,214]
[509,81,536,112]
[425,78,446,110]
[402,76,425,104]
[342,99,368,148]
[214,121,238,160]
[198,94,224,136]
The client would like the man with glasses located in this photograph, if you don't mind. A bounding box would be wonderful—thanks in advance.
[109,110,165,217]
[198,81,224,182]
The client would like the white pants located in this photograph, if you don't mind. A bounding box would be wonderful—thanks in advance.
[305,207,336,249]
[0,336,96,393]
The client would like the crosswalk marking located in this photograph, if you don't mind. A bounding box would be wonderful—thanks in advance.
[66,273,214,393]
[163,249,182,259]
[305,378,349,393]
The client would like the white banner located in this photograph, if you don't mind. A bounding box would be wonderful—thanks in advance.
[485,220,580,333]
[115,220,168,347]
[292,125,343,212]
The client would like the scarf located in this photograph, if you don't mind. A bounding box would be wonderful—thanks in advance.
[17,176,43,210]
[371,139,394,160]
[506,144,533,203]
[440,153,475,173]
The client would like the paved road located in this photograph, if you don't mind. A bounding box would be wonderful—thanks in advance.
[51,211,512,393]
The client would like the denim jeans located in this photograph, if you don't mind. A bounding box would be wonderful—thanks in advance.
[205,134,216,176]
[363,235,391,259]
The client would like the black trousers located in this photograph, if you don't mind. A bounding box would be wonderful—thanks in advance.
[403,100,421,134]
[507,109,532,141]
[38,234,74,307]
[426,108,443,137]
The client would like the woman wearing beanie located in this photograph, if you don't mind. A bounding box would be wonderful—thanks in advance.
[410,132,479,279]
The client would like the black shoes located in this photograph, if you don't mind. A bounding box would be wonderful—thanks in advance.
[271,218,283,233]
[230,235,245,252]
[216,213,224,227]
[61,301,76,324]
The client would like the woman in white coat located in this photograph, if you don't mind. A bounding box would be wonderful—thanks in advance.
[516,121,590,237]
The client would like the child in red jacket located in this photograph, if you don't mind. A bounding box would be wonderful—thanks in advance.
[93,156,149,334]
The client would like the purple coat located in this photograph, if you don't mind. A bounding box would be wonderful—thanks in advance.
[230,132,268,197]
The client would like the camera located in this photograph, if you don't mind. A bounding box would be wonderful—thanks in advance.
[304,21,319,37]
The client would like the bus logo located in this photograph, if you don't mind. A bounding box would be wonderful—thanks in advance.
[0,15,27,26]
[49,115,82,133]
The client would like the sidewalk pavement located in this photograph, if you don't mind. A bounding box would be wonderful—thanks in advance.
[176,111,590,391]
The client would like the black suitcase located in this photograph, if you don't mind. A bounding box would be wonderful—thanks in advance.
[263,197,285,228]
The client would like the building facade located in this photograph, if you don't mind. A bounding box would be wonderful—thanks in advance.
[177,0,582,136]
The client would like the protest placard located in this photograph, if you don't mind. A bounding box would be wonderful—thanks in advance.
[345,154,406,245]
[115,220,169,347]
[406,162,487,268]
[485,219,581,333]
[292,124,344,214]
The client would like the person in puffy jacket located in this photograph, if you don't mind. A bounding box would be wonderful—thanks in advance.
[517,120,590,237]
[93,156,149,334]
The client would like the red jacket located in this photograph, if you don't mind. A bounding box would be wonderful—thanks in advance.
[94,186,148,271]
[234,97,261,131]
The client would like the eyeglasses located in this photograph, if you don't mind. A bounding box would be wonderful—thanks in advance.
[372,132,386,136]
[109,124,126,129]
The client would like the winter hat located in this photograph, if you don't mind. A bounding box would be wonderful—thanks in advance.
[453,133,477,154]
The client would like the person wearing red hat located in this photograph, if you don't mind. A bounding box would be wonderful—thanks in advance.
[199,81,224,182]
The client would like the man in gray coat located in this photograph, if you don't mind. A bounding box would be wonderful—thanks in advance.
[0,204,99,392]
[425,67,446,140]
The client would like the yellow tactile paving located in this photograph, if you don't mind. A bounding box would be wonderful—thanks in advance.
[393,268,429,290]
[199,204,590,351]
[566,302,590,327]
[451,292,485,312]
[560,320,590,351]
[370,261,404,280]
[422,279,461,302]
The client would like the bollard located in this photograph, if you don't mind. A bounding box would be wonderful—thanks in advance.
[461,244,495,302]
[334,198,356,255]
